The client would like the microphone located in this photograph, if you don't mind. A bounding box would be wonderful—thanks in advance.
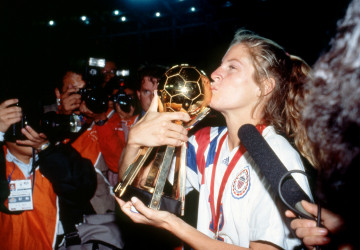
[238,124,313,219]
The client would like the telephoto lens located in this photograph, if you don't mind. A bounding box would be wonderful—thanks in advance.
[40,111,82,142]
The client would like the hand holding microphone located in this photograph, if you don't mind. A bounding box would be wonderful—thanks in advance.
[238,124,330,249]
[285,200,340,248]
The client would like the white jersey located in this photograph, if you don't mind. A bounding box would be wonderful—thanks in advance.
[185,126,313,249]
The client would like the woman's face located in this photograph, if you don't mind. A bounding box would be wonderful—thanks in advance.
[210,43,261,115]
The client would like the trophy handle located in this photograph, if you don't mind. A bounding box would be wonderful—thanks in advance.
[149,146,176,210]
[113,146,154,198]
[172,143,187,216]
[143,146,167,192]
[184,107,211,130]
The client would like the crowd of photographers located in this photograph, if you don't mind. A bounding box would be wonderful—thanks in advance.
[0,58,168,249]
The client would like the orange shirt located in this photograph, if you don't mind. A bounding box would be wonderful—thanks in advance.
[71,124,101,166]
[0,154,58,250]
[96,114,139,172]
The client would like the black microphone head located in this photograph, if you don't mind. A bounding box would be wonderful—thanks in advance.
[238,124,312,217]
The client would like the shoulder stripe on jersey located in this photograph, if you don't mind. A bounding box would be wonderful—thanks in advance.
[206,127,226,170]
[187,141,198,174]
[195,127,211,177]
[186,126,228,184]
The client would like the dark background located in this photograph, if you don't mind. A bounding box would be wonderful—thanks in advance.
[0,0,352,104]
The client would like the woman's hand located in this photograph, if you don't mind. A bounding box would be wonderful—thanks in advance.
[128,91,190,148]
[16,125,49,152]
[285,200,344,248]
[117,196,278,250]
[0,99,22,133]
[116,196,174,230]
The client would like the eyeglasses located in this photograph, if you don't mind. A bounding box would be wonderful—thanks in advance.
[102,70,116,75]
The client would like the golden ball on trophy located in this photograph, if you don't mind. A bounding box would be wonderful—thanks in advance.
[158,64,212,128]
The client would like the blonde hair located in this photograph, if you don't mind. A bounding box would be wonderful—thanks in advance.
[230,29,315,166]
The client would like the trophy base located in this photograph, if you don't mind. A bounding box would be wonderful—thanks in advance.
[121,185,182,216]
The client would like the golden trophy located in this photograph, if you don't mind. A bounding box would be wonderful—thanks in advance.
[113,64,212,216]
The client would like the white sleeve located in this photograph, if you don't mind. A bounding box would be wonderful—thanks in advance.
[265,134,314,201]
[167,153,195,195]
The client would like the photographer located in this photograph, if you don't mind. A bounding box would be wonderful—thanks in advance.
[101,60,118,88]
[0,98,97,249]
[43,65,87,115]
[96,76,138,186]
[51,65,116,214]
[95,64,166,187]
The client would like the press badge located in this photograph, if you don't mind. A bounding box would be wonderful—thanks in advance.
[8,179,33,211]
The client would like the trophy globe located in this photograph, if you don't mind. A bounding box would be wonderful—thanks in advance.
[158,64,212,129]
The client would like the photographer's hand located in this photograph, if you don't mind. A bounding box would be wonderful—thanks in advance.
[16,125,49,152]
[0,99,22,133]
[79,101,96,120]
[59,88,82,115]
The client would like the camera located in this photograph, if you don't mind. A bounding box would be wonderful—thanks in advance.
[4,114,29,142]
[85,57,106,89]
[4,110,83,143]
[40,112,83,141]
[105,76,135,113]
[77,87,109,114]
[112,88,135,113]
[4,101,34,142]
[73,57,110,114]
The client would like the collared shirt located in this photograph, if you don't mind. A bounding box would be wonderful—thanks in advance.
[5,149,38,179]
[184,126,313,248]
[0,131,38,179]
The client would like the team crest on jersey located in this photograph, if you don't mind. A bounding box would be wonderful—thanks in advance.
[231,166,250,199]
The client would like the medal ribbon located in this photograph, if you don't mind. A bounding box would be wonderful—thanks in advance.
[209,124,266,236]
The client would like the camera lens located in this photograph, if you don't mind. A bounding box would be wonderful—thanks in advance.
[112,90,134,113]
[40,112,84,142]
[77,88,87,96]
[83,88,109,114]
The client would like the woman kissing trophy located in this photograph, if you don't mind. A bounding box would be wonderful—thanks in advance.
[113,64,212,216]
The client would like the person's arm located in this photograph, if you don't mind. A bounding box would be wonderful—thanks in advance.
[118,91,190,178]
[17,125,97,202]
[38,142,97,201]
[117,197,278,250]
[285,200,344,248]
